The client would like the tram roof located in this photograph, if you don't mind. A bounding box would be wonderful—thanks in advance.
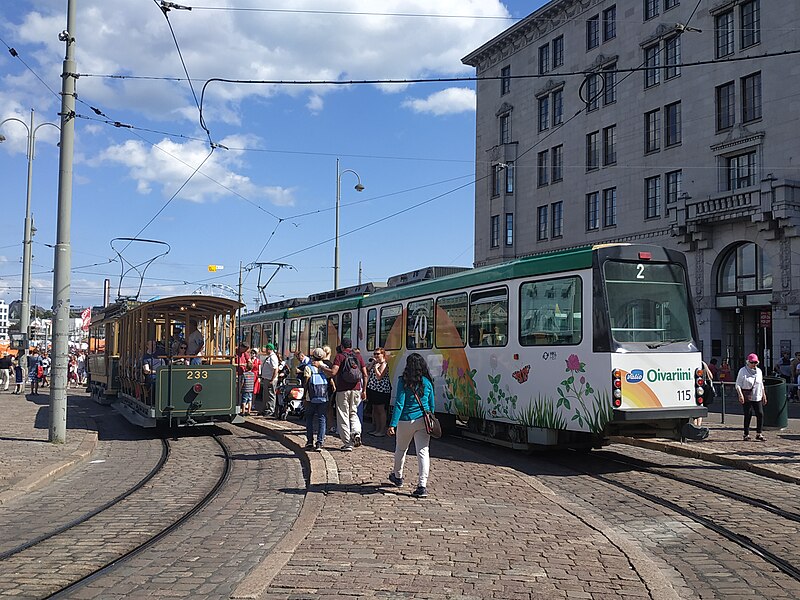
[361,245,595,306]
[129,295,243,318]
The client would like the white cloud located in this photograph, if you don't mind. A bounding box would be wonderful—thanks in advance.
[306,94,324,114]
[94,135,296,206]
[402,87,476,116]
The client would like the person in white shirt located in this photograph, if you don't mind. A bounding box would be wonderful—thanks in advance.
[736,353,767,441]
[260,343,280,416]
[186,319,204,365]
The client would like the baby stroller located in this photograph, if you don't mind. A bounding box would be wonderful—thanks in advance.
[278,377,305,420]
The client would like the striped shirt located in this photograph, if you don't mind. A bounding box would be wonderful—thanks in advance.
[241,371,255,393]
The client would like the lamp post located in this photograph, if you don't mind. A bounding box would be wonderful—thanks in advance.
[0,109,60,372]
[335,158,364,290]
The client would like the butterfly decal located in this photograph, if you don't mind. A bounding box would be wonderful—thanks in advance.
[512,365,530,384]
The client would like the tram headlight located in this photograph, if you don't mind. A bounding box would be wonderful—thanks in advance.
[613,389,622,399]
[193,383,203,394]
[696,386,704,396]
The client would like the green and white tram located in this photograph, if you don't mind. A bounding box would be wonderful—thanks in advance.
[239,245,706,447]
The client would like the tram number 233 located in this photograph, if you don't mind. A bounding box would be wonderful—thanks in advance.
[186,370,209,380]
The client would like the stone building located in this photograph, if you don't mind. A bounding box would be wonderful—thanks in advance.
[463,0,800,370]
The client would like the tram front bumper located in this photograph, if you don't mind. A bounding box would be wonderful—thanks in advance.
[612,406,707,422]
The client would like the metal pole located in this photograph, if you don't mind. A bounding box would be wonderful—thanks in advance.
[334,158,340,290]
[19,110,35,375]
[49,0,78,444]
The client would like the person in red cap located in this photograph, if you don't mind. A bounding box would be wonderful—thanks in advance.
[735,353,768,441]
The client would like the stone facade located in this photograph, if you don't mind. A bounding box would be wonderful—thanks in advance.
[463,0,800,370]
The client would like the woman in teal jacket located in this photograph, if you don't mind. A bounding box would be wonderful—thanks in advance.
[387,353,435,498]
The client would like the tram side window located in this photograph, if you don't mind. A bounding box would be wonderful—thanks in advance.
[243,326,252,349]
[289,320,298,352]
[520,276,582,346]
[407,298,434,349]
[366,309,377,351]
[310,316,327,349]
[342,313,352,344]
[262,321,273,349]
[327,314,340,349]
[298,318,310,354]
[435,293,467,348]
[252,325,262,350]
[380,305,403,350]
[273,322,280,354]
[469,288,509,347]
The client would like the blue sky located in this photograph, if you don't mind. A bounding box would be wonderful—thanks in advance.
[0,0,544,312]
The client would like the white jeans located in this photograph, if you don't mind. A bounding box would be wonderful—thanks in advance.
[336,390,362,445]
[393,418,430,487]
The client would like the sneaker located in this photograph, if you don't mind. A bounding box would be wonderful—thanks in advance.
[314,442,323,452]
[743,434,751,441]
[341,445,354,452]
[756,434,766,442]
[388,472,403,487]
[304,442,314,449]
[353,433,362,447]
[411,486,428,498]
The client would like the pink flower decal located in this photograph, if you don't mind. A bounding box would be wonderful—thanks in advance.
[441,359,449,376]
[566,354,581,372]
[457,367,465,378]
[580,376,586,384]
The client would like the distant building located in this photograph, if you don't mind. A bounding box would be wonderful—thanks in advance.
[0,300,8,341]
[463,0,800,369]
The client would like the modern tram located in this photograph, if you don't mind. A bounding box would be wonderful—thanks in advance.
[87,295,245,428]
[238,244,708,448]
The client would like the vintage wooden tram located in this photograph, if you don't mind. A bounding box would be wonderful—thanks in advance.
[88,295,244,428]
[238,244,707,448]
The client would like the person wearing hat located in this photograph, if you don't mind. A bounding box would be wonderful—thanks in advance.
[260,343,280,417]
[735,353,768,441]
[303,348,330,451]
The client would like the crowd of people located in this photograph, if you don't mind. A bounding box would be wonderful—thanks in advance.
[0,348,87,395]
[234,339,434,498]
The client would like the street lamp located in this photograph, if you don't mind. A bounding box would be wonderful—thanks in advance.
[0,109,60,371]
[335,158,365,290]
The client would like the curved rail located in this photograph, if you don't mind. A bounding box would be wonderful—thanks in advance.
[558,454,800,583]
[44,434,232,599]
[0,438,170,562]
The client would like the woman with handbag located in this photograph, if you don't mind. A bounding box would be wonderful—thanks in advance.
[387,352,435,498]
[736,353,767,442]
[366,348,391,437]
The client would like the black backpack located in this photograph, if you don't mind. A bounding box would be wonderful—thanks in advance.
[339,351,361,385]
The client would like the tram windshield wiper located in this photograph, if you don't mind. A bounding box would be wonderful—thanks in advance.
[646,338,690,349]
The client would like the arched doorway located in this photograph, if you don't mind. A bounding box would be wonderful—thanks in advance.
[715,242,773,370]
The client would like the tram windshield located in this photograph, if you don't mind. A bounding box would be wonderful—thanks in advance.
[603,260,696,350]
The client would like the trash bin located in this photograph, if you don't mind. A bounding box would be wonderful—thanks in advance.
[763,377,788,429]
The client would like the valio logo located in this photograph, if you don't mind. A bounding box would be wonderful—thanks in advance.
[625,369,644,383]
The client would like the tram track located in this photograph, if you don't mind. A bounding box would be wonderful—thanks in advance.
[0,438,171,562]
[552,452,800,585]
[43,433,232,599]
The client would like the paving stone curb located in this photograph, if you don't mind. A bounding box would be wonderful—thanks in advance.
[230,418,335,600]
[613,437,800,486]
[0,418,99,506]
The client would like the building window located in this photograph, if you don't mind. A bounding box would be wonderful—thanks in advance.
[552,89,563,126]
[587,15,600,50]
[490,215,500,248]
[551,145,564,182]
[603,63,617,105]
[500,113,511,144]
[537,150,549,186]
[664,0,679,10]
[645,109,661,153]
[586,192,600,230]
[665,101,681,146]
[718,242,772,294]
[500,65,511,95]
[586,131,599,170]
[603,5,616,41]
[537,206,548,240]
[603,125,617,165]
[505,213,513,246]
[538,96,549,132]
[726,150,757,191]
[552,201,564,237]
[664,36,681,79]
[666,170,682,206]
[539,44,550,74]
[645,175,661,218]
[644,0,659,20]
[492,164,502,197]
[505,161,515,194]
[741,72,762,122]
[553,35,564,68]
[715,10,734,58]
[716,81,736,131]
[644,44,660,88]
[603,187,617,227]
[740,0,760,49]
[586,73,600,111]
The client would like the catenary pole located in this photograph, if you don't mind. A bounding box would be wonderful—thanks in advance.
[49,0,78,443]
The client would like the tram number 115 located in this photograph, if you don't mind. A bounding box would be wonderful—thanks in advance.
[677,388,693,402]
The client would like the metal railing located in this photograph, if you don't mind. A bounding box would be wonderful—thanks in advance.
[711,380,798,424]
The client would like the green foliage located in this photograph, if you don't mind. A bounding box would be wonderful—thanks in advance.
[518,393,567,429]
[485,372,517,420]
[557,353,606,433]
[443,366,484,419]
